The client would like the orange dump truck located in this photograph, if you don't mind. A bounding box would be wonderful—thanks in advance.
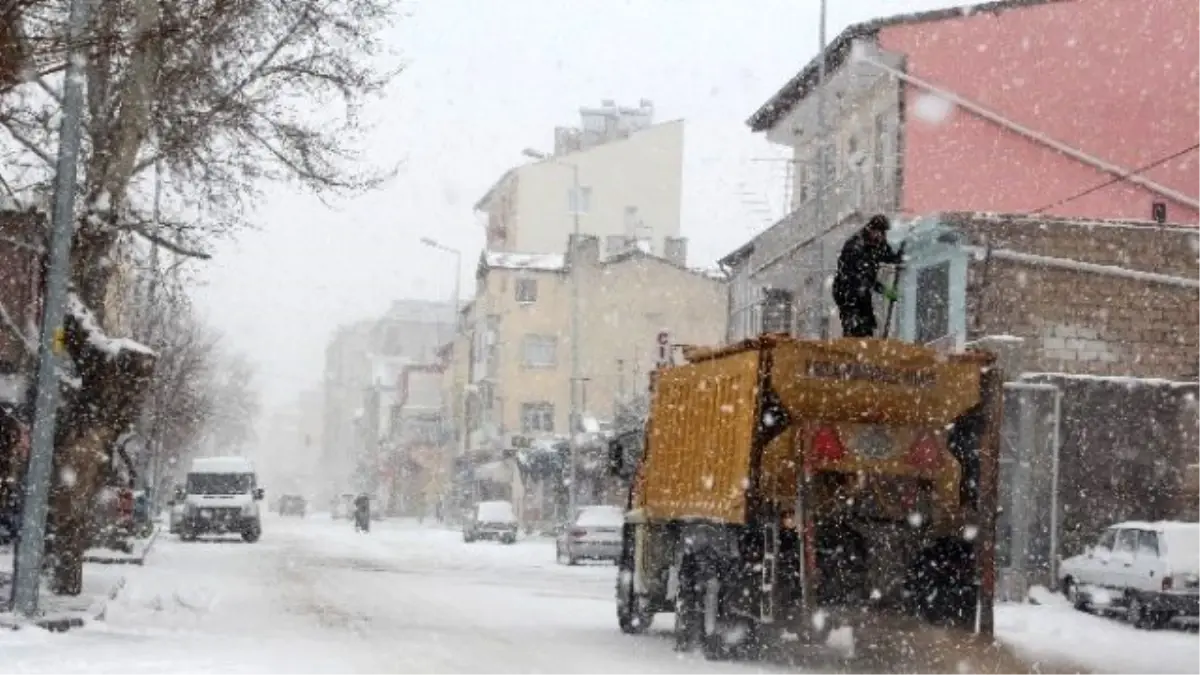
[609,335,1003,660]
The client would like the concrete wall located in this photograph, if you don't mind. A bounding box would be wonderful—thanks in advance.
[951,213,1200,379]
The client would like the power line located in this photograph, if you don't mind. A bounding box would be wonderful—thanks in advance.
[1032,144,1200,215]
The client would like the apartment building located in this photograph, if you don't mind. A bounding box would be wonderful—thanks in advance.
[320,299,455,500]
[447,235,725,519]
[475,100,686,260]
[725,0,1198,341]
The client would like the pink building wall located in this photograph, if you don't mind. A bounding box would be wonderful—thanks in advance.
[880,0,1199,224]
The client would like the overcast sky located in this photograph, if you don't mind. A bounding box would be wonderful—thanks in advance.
[191,0,962,411]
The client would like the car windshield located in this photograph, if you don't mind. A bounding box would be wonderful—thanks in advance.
[187,473,254,496]
[576,506,624,527]
[1163,525,1200,571]
[477,502,515,522]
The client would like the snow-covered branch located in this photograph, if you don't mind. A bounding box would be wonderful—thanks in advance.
[66,292,156,360]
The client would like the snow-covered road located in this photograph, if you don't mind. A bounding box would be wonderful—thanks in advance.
[1,515,1196,673]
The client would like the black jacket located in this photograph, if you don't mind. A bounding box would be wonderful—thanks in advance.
[832,230,903,301]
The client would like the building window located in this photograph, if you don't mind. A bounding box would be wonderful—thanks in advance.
[914,262,951,344]
[521,402,555,433]
[569,186,592,215]
[624,205,639,235]
[515,278,537,303]
[521,334,557,367]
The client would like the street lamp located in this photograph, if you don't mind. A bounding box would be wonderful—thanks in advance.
[420,237,463,336]
[421,237,468,505]
[522,147,583,525]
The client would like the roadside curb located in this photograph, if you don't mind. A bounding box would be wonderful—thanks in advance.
[0,574,126,632]
[82,525,161,566]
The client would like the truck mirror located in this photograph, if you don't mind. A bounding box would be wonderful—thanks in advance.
[253,488,265,501]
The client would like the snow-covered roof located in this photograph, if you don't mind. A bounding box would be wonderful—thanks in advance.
[690,266,727,280]
[190,456,255,474]
[483,251,565,272]
[1111,520,1199,532]
[1023,372,1197,389]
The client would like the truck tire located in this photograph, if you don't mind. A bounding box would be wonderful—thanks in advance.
[616,569,654,634]
[673,563,703,652]
[699,567,754,661]
[241,523,261,543]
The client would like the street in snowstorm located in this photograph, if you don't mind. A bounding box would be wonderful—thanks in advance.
[3,515,1198,674]
[1,516,788,674]
[1,0,1198,672]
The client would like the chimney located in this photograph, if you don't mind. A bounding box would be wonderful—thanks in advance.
[664,236,688,267]
[567,233,600,267]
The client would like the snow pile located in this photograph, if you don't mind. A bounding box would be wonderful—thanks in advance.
[484,251,565,272]
[66,294,156,359]
[0,373,26,404]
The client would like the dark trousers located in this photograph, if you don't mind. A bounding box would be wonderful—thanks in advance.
[835,292,877,338]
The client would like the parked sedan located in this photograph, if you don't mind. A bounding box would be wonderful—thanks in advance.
[463,500,518,544]
[279,494,307,517]
[1058,520,1199,628]
[556,505,624,565]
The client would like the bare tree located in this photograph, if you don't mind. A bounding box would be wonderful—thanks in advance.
[126,267,219,504]
[1,0,400,593]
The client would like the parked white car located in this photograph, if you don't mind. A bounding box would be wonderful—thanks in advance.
[1058,520,1199,628]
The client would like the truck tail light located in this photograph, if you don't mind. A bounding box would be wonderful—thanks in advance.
[812,427,845,463]
[1163,575,1174,591]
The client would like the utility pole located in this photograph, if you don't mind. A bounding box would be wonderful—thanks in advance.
[567,161,582,524]
[10,0,93,617]
[813,0,830,338]
[793,0,829,632]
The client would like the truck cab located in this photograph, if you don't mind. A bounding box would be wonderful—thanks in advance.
[177,456,265,542]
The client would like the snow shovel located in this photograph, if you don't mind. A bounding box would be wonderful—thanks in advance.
[881,242,906,339]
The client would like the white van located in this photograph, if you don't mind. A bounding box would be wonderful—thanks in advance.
[177,456,264,542]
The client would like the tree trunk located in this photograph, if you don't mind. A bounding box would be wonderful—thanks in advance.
[46,286,155,595]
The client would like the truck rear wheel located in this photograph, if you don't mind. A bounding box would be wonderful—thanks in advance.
[673,564,703,652]
[700,570,755,660]
[616,569,654,634]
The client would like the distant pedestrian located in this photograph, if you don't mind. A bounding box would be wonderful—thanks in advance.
[354,493,371,533]
[832,214,903,338]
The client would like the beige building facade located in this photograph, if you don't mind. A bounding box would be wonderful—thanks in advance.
[475,115,686,262]
[467,235,726,446]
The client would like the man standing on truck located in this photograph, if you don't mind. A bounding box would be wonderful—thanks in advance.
[832,214,904,338]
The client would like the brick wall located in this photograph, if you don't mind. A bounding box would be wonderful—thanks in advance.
[948,213,1199,380]
[0,210,43,372]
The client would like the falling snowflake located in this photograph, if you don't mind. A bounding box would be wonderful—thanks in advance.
[60,467,77,487]
[962,525,979,541]
[912,91,950,124]
[702,475,714,490]
[719,404,734,414]
[812,609,828,631]
[906,511,924,528]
